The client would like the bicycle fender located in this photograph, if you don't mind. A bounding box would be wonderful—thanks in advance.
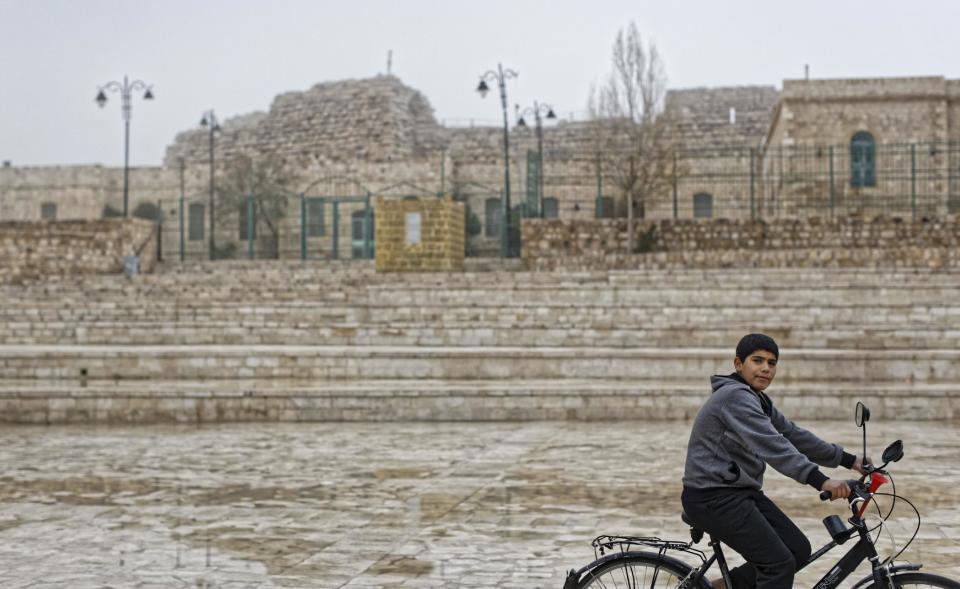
[850,564,924,589]
[568,551,698,588]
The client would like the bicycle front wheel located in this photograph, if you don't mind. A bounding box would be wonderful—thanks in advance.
[578,553,700,589]
[864,572,960,589]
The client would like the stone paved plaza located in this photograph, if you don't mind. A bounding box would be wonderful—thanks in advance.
[0,419,958,588]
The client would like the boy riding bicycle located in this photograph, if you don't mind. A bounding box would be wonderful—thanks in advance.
[682,334,867,589]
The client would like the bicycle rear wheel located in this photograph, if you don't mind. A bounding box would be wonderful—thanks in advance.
[865,572,960,589]
[578,553,699,589]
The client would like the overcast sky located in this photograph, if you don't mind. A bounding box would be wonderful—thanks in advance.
[1,0,958,167]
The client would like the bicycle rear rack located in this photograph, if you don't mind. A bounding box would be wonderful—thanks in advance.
[591,535,708,563]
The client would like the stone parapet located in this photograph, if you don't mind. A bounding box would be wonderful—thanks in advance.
[0,219,157,284]
[782,77,948,101]
[522,216,960,270]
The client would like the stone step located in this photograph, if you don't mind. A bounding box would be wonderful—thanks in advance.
[1,323,958,349]
[4,305,958,325]
[9,266,960,292]
[3,345,959,383]
[0,378,954,423]
[7,287,960,308]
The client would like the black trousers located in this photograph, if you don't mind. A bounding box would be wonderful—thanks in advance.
[681,487,811,589]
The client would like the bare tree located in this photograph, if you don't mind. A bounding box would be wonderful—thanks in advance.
[217,152,301,258]
[589,22,677,252]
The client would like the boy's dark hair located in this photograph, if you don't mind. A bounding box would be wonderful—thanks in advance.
[736,333,779,362]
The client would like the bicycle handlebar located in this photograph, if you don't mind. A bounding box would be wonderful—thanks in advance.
[819,479,867,502]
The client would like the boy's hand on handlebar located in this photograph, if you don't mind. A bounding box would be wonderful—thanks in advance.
[821,479,851,501]
[852,455,871,475]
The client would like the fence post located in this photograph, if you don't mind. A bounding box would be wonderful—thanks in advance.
[300,193,307,261]
[178,194,185,262]
[595,153,603,219]
[178,158,186,262]
[911,143,917,220]
[364,192,373,259]
[332,201,340,260]
[440,150,446,196]
[829,146,836,217]
[672,151,678,219]
[247,194,254,260]
[749,147,756,219]
[500,189,508,258]
[156,199,163,262]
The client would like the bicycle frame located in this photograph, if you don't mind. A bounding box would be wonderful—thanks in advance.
[698,508,921,589]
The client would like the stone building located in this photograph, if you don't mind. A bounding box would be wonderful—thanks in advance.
[2,73,958,260]
[762,77,960,217]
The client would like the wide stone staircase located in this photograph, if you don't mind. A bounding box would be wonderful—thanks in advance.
[1,261,958,423]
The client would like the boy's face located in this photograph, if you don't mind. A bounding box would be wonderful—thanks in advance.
[734,349,778,391]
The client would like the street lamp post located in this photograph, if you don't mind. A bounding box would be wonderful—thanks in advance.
[476,63,518,257]
[515,101,556,218]
[95,75,154,217]
[200,110,221,259]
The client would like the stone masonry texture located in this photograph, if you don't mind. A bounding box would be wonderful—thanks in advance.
[0,218,157,284]
[374,195,465,272]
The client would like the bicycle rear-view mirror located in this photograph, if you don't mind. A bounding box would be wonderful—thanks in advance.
[882,440,904,464]
[855,402,870,427]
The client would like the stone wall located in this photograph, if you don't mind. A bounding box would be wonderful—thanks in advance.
[0,219,158,283]
[770,77,953,146]
[374,195,464,271]
[164,75,447,166]
[0,165,181,221]
[665,85,779,149]
[522,216,960,270]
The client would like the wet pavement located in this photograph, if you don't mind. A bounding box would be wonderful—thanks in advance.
[0,420,958,588]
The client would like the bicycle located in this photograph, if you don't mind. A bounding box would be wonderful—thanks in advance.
[563,402,960,589]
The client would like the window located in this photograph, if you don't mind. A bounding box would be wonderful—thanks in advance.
[188,203,205,241]
[306,198,325,237]
[542,197,559,219]
[693,193,713,219]
[239,201,256,240]
[850,132,876,187]
[40,202,57,220]
[351,209,373,258]
[352,210,367,240]
[484,198,502,238]
[596,196,615,218]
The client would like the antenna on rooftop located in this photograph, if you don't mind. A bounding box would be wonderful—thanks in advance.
[387,50,393,76]
[805,64,809,80]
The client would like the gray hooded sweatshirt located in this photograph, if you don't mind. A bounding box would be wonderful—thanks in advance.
[683,375,845,491]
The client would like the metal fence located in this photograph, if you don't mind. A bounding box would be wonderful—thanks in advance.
[155,141,960,261]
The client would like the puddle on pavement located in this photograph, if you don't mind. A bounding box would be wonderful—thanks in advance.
[188,483,338,506]
[368,555,433,576]
[178,525,332,576]
[0,476,160,505]
[374,467,432,480]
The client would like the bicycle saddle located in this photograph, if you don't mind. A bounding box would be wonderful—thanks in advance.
[681,511,705,543]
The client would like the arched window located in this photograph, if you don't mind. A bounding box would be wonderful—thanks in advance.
[850,132,876,187]
[484,198,502,238]
[188,203,205,241]
[542,197,559,219]
[693,193,713,219]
